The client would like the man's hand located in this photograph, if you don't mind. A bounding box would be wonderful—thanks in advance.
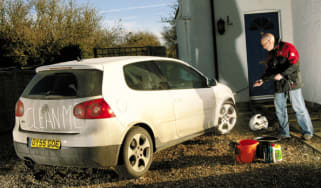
[253,79,264,87]
[274,73,283,80]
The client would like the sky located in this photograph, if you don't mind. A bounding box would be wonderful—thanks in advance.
[77,0,177,43]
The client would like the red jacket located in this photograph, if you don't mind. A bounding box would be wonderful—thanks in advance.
[261,40,303,92]
[276,41,299,65]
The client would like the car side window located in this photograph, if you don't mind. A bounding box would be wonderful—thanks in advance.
[156,61,208,89]
[124,62,169,90]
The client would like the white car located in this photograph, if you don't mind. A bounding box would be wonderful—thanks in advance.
[13,56,237,178]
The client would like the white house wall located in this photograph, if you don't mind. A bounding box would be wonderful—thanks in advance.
[176,0,215,78]
[213,0,293,102]
[176,0,191,65]
[292,0,321,105]
[176,0,321,104]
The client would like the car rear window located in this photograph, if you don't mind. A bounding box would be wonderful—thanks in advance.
[22,69,103,99]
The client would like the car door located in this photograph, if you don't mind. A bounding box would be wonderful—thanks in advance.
[123,61,177,143]
[156,61,215,138]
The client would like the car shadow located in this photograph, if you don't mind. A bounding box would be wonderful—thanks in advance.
[112,164,321,188]
[150,154,234,172]
[0,132,19,161]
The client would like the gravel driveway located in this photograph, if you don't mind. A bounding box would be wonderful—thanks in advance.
[1,117,320,188]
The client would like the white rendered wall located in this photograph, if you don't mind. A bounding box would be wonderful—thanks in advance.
[213,0,293,102]
[176,0,192,65]
[292,0,321,105]
[176,0,215,78]
[177,0,294,102]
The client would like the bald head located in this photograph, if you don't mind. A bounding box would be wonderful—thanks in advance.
[261,33,275,51]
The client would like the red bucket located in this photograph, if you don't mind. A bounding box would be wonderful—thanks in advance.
[236,139,259,163]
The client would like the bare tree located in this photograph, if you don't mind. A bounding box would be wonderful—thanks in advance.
[124,31,161,47]
[0,0,104,67]
[0,0,165,68]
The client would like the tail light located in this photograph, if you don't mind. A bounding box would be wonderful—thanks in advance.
[15,100,24,117]
[73,98,115,119]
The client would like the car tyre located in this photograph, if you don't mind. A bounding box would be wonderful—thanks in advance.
[216,101,237,134]
[116,127,153,178]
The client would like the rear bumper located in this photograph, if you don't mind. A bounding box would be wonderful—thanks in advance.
[14,142,121,168]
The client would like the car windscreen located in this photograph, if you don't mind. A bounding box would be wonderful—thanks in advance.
[22,69,103,99]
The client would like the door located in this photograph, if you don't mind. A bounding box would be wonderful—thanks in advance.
[157,61,215,138]
[244,12,280,98]
[123,61,177,143]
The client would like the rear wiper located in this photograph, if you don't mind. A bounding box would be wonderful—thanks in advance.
[45,91,79,98]
[45,91,52,96]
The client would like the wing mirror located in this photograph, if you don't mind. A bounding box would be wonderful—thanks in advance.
[207,78,217,87]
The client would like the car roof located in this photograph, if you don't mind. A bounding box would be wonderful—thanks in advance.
[36,56,186,72]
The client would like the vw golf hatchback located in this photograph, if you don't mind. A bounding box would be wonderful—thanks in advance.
[13,56,237,177]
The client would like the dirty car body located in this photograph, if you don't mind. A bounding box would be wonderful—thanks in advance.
[13,56,237,177]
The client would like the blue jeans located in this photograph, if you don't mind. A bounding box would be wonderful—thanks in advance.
[274,88,314,137]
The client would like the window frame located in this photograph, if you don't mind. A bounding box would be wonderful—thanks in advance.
[123,60,209,91]
[155,60,209,90]
[22,69,103,99]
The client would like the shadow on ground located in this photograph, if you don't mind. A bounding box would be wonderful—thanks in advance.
[1,105,320,188]
[121,164,321,188]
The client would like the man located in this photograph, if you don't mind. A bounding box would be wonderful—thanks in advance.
[253,33,314,140]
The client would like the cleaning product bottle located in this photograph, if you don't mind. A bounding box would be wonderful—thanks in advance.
[272,144,282,162]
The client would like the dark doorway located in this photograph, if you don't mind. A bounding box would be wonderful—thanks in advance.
[244,12,280,99]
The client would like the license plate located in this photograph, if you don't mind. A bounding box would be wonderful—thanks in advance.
[28,138,61,150]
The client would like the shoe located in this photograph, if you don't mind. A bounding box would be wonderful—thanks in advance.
[303,134,313,140]
[278,134,291,139]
